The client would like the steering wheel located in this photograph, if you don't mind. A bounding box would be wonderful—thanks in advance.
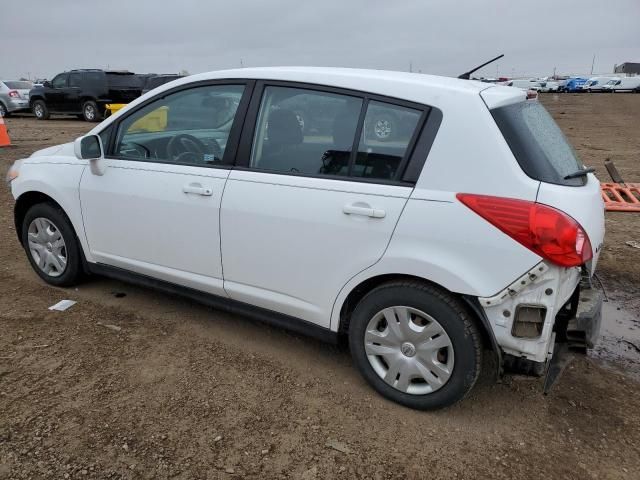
[166,134,208,162]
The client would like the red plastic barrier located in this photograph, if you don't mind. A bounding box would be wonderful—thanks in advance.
[601,183,640,212]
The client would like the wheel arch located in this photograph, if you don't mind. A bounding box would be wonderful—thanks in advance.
[29,95,45,107]
[14,190,91,272]
[336,273,501,359]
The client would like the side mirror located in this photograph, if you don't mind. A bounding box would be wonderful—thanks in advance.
[43,81,51,88]
[74,135,105,176]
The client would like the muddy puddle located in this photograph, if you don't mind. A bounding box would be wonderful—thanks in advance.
[590,299,640,381]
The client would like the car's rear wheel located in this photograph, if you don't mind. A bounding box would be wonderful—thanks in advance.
[32,100,49,120]
[348,281,482,410]
[0,102,9,117]
[21,203,83,287]
[82,100,102,122]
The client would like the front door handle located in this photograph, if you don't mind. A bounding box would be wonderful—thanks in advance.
[182,183,213,196]
[343,203,386,218]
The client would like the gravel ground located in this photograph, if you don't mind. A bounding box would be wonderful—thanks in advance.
[0,94,639,479]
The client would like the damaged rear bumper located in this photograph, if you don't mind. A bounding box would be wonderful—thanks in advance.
[543,280,603,392]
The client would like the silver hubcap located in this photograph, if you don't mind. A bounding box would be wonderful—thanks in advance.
[364,306,455,395]
[27,218,67,277]
[85,105,95,120]
[374,119,392,139]
[34,104,43,116]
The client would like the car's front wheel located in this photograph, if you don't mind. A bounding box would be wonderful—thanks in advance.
[349,281,482,410]
[21,203,83,287]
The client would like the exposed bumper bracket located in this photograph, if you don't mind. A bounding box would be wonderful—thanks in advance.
[543,281,603,393]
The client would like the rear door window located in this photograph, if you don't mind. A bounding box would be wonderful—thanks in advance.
[69,73,82,88]
[250,86,363,176]
[248,86,425,182]
[491,100,585,186]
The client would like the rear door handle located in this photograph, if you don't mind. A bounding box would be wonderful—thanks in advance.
[343,203,386,218]
[182,183,213,196]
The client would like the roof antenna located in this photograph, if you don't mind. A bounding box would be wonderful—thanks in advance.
[458,54,504,80]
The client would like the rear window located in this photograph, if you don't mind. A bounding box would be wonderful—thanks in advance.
[107,73,142,88]
[492,100,585,186]
[4,81,32,89]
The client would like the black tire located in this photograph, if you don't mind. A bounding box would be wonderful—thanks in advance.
[32,100,50,120]
[348,281,482,410]
[0,102,9,118]
[21,203,83,287]
[82,100,102,122]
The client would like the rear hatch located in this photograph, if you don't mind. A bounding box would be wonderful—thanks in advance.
[483,92,605,274]
[4,80,33,100]
[106,73,142,103]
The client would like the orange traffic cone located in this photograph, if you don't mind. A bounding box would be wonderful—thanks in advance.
[0,115,11,147]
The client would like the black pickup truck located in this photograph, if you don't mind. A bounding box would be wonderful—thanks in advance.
[29,69,143,122]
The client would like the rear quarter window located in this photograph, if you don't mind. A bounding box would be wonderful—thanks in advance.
[107,74,142,88]
[491,100,586,186]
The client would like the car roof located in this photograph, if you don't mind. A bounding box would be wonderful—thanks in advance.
[92,66,525,135]
[176,66,494,103]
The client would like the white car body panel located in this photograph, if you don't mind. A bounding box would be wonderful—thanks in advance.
[79,159,230,296]
[536,174,606,273]
[221,170,411,328]
[11,159,92,262]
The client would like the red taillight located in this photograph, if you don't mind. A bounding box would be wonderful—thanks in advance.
[457,194,592,267]
[8,90,19,98]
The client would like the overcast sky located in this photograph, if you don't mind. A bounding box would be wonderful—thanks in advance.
[2,0,638,80]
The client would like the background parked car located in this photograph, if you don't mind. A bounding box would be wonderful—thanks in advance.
[0,80,33,117]
[539,81,560,92]
[29,69,143,122]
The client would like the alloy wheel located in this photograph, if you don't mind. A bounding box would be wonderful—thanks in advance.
[364,306,455,395]
[374,119,392,140]
[27,217,67,277]
[84,104,95,121]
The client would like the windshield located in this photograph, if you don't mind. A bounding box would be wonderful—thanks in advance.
[4,81,33,89]
[491,100,585,186]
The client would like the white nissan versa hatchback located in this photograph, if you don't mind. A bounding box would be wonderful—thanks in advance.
[7,67,605,410]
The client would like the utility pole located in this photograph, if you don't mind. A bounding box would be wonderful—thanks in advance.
[409,61,413,73]
[590,55,595,75]
[240,58,244,68]
[553,66,556,79]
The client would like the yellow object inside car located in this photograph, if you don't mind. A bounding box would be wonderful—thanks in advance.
[105,104,168,132]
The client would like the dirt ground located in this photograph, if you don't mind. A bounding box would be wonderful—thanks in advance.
[1,94,639,480]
